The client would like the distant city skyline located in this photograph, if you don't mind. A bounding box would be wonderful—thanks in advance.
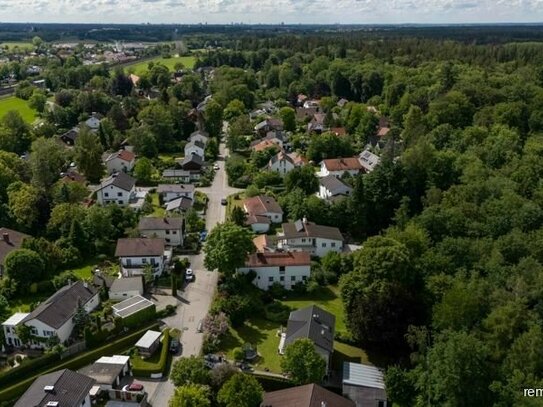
[0,0,542,25]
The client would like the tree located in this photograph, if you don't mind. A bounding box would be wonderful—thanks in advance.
[170,356,211,386]
[128,126,158,158]
[306,132,354,163]
[4,249,45,292]
[73,298,90,336]
[204,100,223,138]
[217,373,263,407]
[204,222,255,276]
[210,363,239,390]
[32,36,43,48]
[169,384,210,407]
[29,91,47,114]
[233,347,245,362]
[110,70,133,97]
[15,324,32,344]
[280,338,326,385]
[0,294,10,322]
[8,182,42,229]
[29,137,67,188]
[279,107,296,132]
[74,127,104,183]
[133,157,154,184]
[229,206,247,226]
[285,165,319,195]
[0,111,31,154]
[223,99,245,121]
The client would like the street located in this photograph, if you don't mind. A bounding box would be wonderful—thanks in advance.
[147,143,240,407]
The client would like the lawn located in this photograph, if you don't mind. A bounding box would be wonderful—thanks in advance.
[226,192,245,217]
[0,42,33,51]
[8,294,48,314]
[149,192,165,217]
[69,259,98,280]
[126,55,196,74]
[0,96,37,123]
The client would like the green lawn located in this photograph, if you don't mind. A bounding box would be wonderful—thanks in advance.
[69,259,98,280]
[149,192,165,217]
[0,96,37,122]
[8,294,48,314]
[226,192,245,217]
[0,42,33,51]
[126,55,196,75]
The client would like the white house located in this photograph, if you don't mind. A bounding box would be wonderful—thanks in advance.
[266,151,303,174]
[3,312,29,348]
[318,157,363,178]
[85,114,102,132]
[245,215,272,234]
[78,355,131,391]
[243,195,283,226]
[95,172,136,207]
[318,175,353,200]
[2,281,100,348]
[115,238,166,277]
[108,276,145,302]
[104,150,136,174]
[237,252,311,290]
[138,217,184,246]
[162,169,201,183]
[277,218,344,257]
[157,184,195,202]
[184,140,205,158]
[359,149,381,173]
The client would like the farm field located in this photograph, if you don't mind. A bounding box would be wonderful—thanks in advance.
[126,55,196,74]
[0,96,37,122]
[0,42,33,51]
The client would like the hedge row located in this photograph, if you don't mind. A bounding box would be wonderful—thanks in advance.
[253,373,293,392]
[0,351,60,389]
[132,329,170,377]
[0,323,159,403]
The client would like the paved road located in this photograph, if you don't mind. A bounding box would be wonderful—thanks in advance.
[148,143,240,407]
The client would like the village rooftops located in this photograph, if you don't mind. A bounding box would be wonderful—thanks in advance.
[165,197,193,211]
[244,251,311,268]
[321,157,363,172]
[138,217,183,231]
[244,195,283,216]
[261,383,355,407]
[98,172,136,192]
[281,219,344,242]
[283,304,335,353]
[319,175,352,196]
[105,150,135,163]
[157,184,195,194]
[115,238,165,257]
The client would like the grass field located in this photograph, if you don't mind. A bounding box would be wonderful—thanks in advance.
[0,96,37,122]
[0,42,33,51]
[126,55,196,74]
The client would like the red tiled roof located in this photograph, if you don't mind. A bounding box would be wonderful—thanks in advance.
[261,383,355,407]
[116,150,135,162]
[377,127,391,137]
[243,195,283,216]
[245,251,310,268]
[331,127,347,136]
[253,235,276,252]
[322,157,363,172]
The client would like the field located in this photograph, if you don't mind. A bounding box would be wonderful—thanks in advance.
[0,96,37,123]
[0,42,33,51]
[126,55,196,74]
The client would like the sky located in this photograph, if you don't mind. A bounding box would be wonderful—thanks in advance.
[0,0,543,25]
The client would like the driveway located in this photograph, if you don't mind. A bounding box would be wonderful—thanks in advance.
[147,143,241,407]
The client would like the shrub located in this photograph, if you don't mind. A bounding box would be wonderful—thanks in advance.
[265,301,291,324]
[0,351,60,389]
[122,304,156,328]
[268,282,288,299]
[132,330,170,377]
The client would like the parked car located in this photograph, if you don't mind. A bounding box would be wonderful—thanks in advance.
[197,319,204,333]
[199,230,208,242]
[185,268,194,282]
[169,338,180,354]
[123,383,144,393]
[221,198,227,205]
[213,163,220,170]
[204,354,225,369]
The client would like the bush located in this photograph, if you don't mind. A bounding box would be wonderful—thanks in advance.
[265,301,291,324]
[122,304,156,328]
[0,351,60,389]
[156,304,176,318]
[132,330,170,377]
[268,282,288,299]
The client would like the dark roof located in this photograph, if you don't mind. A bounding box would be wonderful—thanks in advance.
[0,227,30,266]
[261,383,355,407]
[110,276,144,293]
[60,128,79,143]
[92,273,115,289]
[181,154,203,170]
[319,175,352,196]
[23,281,98,329]
[244,195,283,216]
[98,172,136,192]
[284,305,335,353]
[165,197,193,211]
[245,252,311,268]
[138,217,183,231]
[186,140,205,149]
[245,215,271,225]
[14,369,95,407]
[157,184,195,194]
[115,238,165,257]
[281,220,343,241]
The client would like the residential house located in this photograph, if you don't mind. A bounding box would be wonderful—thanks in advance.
[243,195,283,229]
[115,238,166,277]
[307,113,326,133]
[79,355,131,390]
[296,107,318,122]
[252,235,276,253]
[184,140,205,158]
[162,169,201,183]
[261,383,355,407]
[60,168,87,184]
[135,330,162,357]
[189,130,209,145]
[2,281,100,347]
[245,215,271,234]
[157,184,195,203]
[112,296,155,323]
[250,138,281,153]
[318,157,363,178]
[254,118,283,136]
[303,99,321,109]
[105,150,136,174]
[277,218,344,257]
[278,305,335,370]
[60,127,80,146]
[164,197,193,214]
[109,276,145,302]
[0,227,29,276]
[342,362,389,407]
[95,172,136,207]
[138,217,184,247]
[266,150,304,174]
[237,252,311,290]
[180,154,204,171]
[359,149,381,173]
[3,313,29,348]
[318,175,353,200]
[14,369,95,407]
[85,114,102,132]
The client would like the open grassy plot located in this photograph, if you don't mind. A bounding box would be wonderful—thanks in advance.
[0,42,33,51]
[148,192,166,217]
[0,96,37,122]
[126,55,196,74]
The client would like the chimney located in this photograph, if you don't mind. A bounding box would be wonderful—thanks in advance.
[302,216,308,225]
[83,282,88,289]
[321,402,327,407]
[2,233,9,244]
[43,385,55,393]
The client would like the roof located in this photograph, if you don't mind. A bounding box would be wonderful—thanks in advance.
[359,149,381,172]
[319,175,352,196]
[284,305,335,353]
[60,127,79,142]
[97,172,136,192]
[246,215,271,226]
[342,362,385,390]
[190,130,209,139]
[109,277,144,294]
[112,295,154,319]
[0,227,30,265]
[186,140,205,150]
[23,282,98,329]
[14,369,95,407]
[244,195,283,216]
[106,150,135,163]
[251,139,281,152]
[321,157,363,172]
[3,312,30,326]
[115,238,164,257]
[261,383,355,407]
[165,197,193,211]
[331,127,347,136]
[78,361,125,386]
[139,217,183,231]
[181,153,204,169]
[135,330,162,349]
[253,235,276,252]
[157,184,195,194]
[281,220,343,242]
[268,150,295,167]
[244,251,311,268]
[377,126,391,137]
[162,169,191,178]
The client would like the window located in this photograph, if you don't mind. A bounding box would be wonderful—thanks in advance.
[165,238,170,243]
[302,276,307,281]
[151,258,156,265]
[30,327,38,335]
[301,238,306,243]
[322,243,326,247]
[165,230,170,235]
[331,242,336,248]
[118,200,123,204]
[268,276,274,282]
[279,266,285,273]
[104,192,109,197]
[280,276,284,282]
[291,276,296,281]
[172,231,177,234]
[43,330,54,337]
[142,258,147,264]
[126,259,132,266]
[117,192,123,197]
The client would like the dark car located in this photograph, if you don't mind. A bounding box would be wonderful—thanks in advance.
[221,198,227,205]
[200,230,208,242]
[169,338,180,354]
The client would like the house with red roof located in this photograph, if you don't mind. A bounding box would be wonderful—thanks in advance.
[104,150,136,174]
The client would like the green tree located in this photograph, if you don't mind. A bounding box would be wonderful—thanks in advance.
[169,384,210,407]
[204,100,224,138]
[170,356,211,386]
[217,373,263,407]
[229,206,247,226]
[0,111,31,154]
[0,294,10,322]
[279,107,296,132]
[15,324,32,344]
[280,338,326,385]
[29,137,67,188]
[29,91,47,114]
[223,99,245,121]
[134,157,154,184]
[284,165,318,194]
[74,127,104,183]
[8,182,42,229]
[204,222,255,277]
[306,132,354,163]
[4,249,45,291]
[128,126,158,158]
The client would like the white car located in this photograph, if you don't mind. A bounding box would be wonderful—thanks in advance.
[213,163,220,170]
[185,268,194,282]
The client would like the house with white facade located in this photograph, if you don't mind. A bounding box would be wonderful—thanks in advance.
[277,218,344,257]
[78,355,131,391]
[2,281,100,348]
[318,157,363,178]
[162,169,201,183]
[138,217,184,246]
[243,195,283,230]
[95,172,136,207]
[115,238,166,277]
[359,149,381,173]
[189,130,209,145]
[267,151,305,174]
[85,114,102,132]
[104,150,136,174]
[237,251,311,290]
[184,140,205,158]
[318,175,353,200]
[157,184,195,203]
[245,215,272,234]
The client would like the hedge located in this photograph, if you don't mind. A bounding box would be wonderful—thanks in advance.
[132,329,170,377]
[0,351,60,389]
[122,304,156,329]
[0,323,159,403]
[253,374,293,391]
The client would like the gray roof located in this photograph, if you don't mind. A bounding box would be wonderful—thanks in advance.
[78,362,124,386]
[186,140,205,150]
[115,238,165,257]
[157,184,195,194]
[165,197,193,211]
[359,149,381,172]
[112,295,154,318]
[14,369,95,407]
[0,227,30,266]
[281,220,343,242]
[98,172,136,192]
[181,154,204,169]
[342,362,385,390]
[162,169,191,178]
[23,281,98,329]
[135,330,162,349]
[110,276,144,294]
[284,305,335,353]
[319,175,353,196]
[138,217,183,231]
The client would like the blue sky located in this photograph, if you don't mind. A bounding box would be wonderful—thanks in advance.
[0,0,542,24]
